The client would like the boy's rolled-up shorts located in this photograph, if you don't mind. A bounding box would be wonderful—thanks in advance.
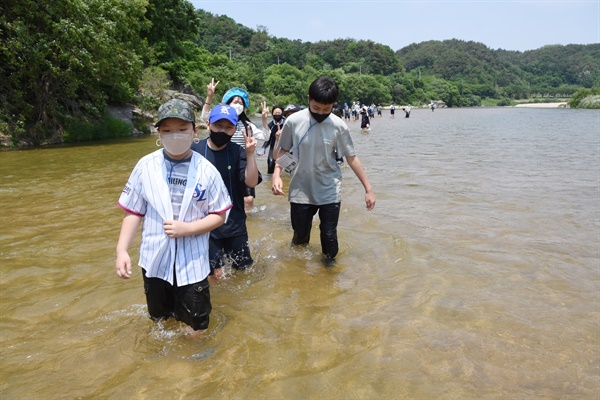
[142,269,211,331]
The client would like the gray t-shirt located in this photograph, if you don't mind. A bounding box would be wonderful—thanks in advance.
[278,109,355,205]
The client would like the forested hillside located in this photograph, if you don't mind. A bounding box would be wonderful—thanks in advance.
[398,40,599,98]
[2,0,598,146]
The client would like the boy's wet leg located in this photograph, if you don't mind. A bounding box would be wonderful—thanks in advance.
[228,234,253,270]
[142,269,176,321]
[290,203,319,245]
[318,203,341,260]
[175,277,211,332]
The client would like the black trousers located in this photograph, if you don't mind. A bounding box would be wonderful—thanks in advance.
[290,202,341,259]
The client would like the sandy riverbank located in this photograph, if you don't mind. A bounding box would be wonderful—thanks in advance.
[514,102,568,108]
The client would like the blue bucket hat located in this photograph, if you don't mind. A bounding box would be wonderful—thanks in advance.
[222,88,249,109]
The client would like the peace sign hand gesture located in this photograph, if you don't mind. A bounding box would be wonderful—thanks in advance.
[244,125,257,154]
[261,101,269,120]
[206,78,219,99]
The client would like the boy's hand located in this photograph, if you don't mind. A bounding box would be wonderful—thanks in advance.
[208,268,224,285]
[272,176,285,195]
[115,250,132,279]
[213,268,224,280]
[244,125,257,154]
[163,220,188,238]
[365,191,376,211]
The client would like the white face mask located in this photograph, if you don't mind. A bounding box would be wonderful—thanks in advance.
[161,133,193,156]
[231,103,244,116]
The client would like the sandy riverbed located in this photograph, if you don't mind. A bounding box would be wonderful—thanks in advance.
[514,102,568,108]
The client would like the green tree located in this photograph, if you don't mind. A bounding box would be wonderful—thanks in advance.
[137,66,172,115]
[568,87,600,108]
[142,0,199,65]
[338,74,392,105]
[262,63,307,105]
[427,77,461,106]
[1,0,147,145]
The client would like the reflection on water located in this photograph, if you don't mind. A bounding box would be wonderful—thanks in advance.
[1,108,599,398]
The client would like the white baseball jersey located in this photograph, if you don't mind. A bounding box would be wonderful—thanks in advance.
[118,149,232,286]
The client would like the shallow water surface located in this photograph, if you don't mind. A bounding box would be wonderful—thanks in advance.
[1,108,599,399]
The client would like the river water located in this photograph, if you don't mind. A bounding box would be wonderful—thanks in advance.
[1,107,598,399]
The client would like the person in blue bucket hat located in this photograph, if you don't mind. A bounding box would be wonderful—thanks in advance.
[222,88,249,111]
[200,78,265,211]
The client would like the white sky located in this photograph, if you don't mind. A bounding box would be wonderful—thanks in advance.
[189,0,599,52]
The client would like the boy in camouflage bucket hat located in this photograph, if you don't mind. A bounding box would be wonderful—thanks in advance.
[115,97,232,336]
[154,98,196,127]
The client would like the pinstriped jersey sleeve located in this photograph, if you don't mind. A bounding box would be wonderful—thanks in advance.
[117,159,147,216]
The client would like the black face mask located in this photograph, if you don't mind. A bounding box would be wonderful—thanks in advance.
[209,130,233,147]
[273,115,283,122]
[310,110,330,123]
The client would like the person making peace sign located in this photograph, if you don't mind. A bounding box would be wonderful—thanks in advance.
[191,103,261,280]
[200,78,266,211]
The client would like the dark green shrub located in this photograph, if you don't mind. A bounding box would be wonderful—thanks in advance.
[497,98,513,106]
[569,87,600,108]
[63,116,133,143]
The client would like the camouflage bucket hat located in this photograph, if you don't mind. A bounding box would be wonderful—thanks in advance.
[154,99,195,127]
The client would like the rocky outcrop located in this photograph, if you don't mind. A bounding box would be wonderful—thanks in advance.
[108,92,206,135]
[160,91,206,130]
[162,90,204,111]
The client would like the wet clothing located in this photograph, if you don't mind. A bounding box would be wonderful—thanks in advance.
[143,270,211,330]
[118,149,231,286]
[361,113,370,129]
[118,149,231,330]
[278,109,356,259]
[291,202,341,259]
[278,109,355,205]
[191,139,262,270]
[208,232,253,270]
